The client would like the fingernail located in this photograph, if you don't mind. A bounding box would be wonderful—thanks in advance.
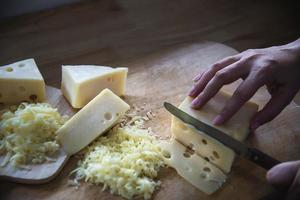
[213,115,223,125]
[189,86,196,96]
[250,122,260,131]
[191,97,203,108]
[193,74,201,82]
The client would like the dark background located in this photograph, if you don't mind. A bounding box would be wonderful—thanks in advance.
[0,0,299,87]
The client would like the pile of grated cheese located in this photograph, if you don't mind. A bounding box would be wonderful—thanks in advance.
[0,103,68,168]
[72,119,164,200]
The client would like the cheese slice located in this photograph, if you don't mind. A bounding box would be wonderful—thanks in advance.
[61,65,128,108]
[172,90,258,173]
[159,139,227,194]
[0,59,46,105]
[56,89,130,155]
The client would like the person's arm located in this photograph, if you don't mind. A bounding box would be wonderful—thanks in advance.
[189,38,300,131]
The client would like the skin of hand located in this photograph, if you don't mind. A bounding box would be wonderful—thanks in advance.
[267,161,300,200]
[189,38,300,199]
[189,38,300,131]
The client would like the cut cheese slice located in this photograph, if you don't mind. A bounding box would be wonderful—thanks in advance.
[61,65,128,108]
[159,139,227,194]
[0,59,46,105]
[172,90,258,173]
[56,89,130,155]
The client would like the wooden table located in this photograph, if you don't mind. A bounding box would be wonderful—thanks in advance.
[0,0,300,199]
[0,0,299,88]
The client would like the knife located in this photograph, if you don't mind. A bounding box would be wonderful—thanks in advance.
[164,102,281,170]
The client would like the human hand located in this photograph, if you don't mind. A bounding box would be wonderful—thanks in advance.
[267,160,300,200]
[189,38,300,130]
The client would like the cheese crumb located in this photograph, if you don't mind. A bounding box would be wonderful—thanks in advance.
[0,103,68,168]
[73,121,164,199]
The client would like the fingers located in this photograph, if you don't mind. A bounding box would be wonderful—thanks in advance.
[286,166,300,200]
[191,59,248,109]
[189,55,240,97]
[250,87,298,131]
[212,74,264,124]
[267,161,300,187]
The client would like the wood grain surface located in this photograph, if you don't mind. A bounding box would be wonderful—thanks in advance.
[0,42,299,200]
[0,0,299,88]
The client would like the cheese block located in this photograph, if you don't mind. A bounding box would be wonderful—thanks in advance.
[56,89,130,155]
[0,59,46,105]
[61,65,128,108]
[172,90,258,173]
[159,139,227,194]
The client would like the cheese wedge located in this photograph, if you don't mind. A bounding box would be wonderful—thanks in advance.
[159,139,227,194]
[0,59,46,105]
[61,65,128,108]
[56,89,130,155]
[172,91,258,173]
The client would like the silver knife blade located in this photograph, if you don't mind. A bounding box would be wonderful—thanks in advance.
[164,102,281,170]
[164,102,248,156]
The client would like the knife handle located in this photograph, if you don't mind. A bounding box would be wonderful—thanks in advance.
[247,147,281,170]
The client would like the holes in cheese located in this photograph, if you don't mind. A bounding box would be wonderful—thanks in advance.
[171,90,258,173]
[159,140,227,194]
[0,59,46,105]
[29,94,38,101]
[61,65,128,108]
[18,63,25,68]
[183,143,195,158]
[213,151,220,159]
[5,67,13,72]
[56,89,130,155]
[104,112,113,121]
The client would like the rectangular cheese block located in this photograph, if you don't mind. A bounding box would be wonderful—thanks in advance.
[56,89,130,155]
[159,139,227,194]
[61,65,128,108]
[172,90,258,173]
[0,59,46,105]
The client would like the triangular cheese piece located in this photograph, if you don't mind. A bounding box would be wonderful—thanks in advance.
[0,59,46,105]
[61,65,128,108]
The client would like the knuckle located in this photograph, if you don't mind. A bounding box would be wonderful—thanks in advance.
[233,89,249,102]
[214,71,228,81]
[210,63,221,71]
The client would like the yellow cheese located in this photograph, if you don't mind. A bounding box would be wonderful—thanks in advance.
[172,91,258,173]
[0,59,46,105]
[61,65,128,108]
[159,139,227,194]
[74,125,164,200]
[56,89,130,155]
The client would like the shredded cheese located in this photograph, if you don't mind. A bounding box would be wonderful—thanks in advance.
[73,121,164,200]
[0,103,68,168]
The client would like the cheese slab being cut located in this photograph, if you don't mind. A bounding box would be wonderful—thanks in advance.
[0,59,46,105]
[61,65,128,108]
[56,89,130,155]
[159,139,227,194]
[172,90,258,173]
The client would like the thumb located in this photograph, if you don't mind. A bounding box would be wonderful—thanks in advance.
[266,160,300,187]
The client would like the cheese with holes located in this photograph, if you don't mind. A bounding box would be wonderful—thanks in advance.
[0,59,46,105]
[172,90,258,173]
[56,89,130,155]
[159,139,227,194]
[61,65,128,108]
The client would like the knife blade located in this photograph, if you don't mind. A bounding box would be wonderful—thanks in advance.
[164,102,280,170]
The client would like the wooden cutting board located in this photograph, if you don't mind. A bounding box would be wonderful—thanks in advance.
[0,41,299,200]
